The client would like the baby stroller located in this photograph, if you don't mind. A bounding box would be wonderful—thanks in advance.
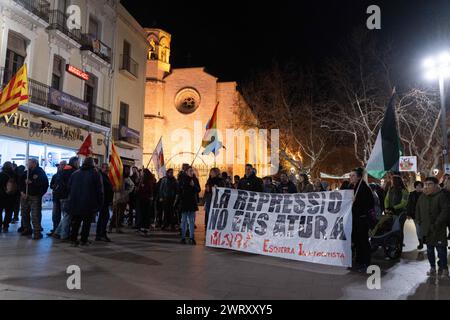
[369,212,406,260]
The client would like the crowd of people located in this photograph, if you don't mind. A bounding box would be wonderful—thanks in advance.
[0,160,449,277]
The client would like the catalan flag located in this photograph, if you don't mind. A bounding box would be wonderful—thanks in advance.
[108,141,123,191]
[0,64,29,117]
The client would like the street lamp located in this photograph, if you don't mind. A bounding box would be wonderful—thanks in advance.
[423,52,450,173]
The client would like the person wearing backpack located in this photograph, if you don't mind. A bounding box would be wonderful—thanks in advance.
[19,158,49,240]
[48,161,66,236]
[0,162,18,232]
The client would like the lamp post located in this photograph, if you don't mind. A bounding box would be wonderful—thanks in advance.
[424,52,450,173]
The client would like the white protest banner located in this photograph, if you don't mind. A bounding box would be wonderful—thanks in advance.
[206,188,354,267]
[399,156,417,172]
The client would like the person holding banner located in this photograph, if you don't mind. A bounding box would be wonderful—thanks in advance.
[178,166,201,245]
[349,167,374,272]
[277,172,297,194]
[204,168,224,230]
[237,164,263,192]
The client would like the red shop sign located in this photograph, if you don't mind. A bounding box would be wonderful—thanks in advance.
[66,64,89,81]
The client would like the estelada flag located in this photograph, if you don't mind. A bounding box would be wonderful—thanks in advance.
[78,133,93,157]
[151,137,166,179]
[0,64,29,117]
[108,141,123,191]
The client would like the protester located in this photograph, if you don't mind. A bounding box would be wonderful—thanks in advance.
[297,174,314,193]
[12,164,24,224]
[313,179,325,192]
[441,178,450,249]
[48,161,66,235]
[221,172,232,188]
[262,176,277,193]
[237,164,263,192]
[67,157,103,246]
[52,157,79,240]
[136,169,156,234]
[178,166,201,245]
[277,172,297,194]
[154,178,163,228]
[233,175,240,189]
[159,168,178,231]
[369,183,382,220]
[18,158,49,239]
[384,175,409,247]
[204,168,224,229]
[406,181,424,250]
[416,177,449,277]
[0,162,18,232]
[340,180,352,190]
[128,166,140,227]
[96,163,113,242]
[110,165,134,233]
[349,167,374,272]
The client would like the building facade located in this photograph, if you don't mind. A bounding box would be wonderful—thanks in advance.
[143,28,268,184]
[0,0,148,207]
[110,3,148,167]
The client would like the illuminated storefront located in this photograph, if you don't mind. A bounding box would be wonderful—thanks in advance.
[0,111,108,208]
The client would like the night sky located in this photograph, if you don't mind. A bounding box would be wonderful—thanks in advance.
[121,0,450,84]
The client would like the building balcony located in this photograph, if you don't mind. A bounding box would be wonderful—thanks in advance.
[81,34,112,65]
[24,78,112,128]
[113,124,140,146]
[47,10,82,47]
[120,54,139,79]
[8,0,50,27]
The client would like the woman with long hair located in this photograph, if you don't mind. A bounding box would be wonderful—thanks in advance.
[136,169,156,234]
[297,173,314,193]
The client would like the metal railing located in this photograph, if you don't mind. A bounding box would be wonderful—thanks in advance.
[47,10,82,44]
[81,34,112,64]
[13,0,50,22]
[120,54,139,77]
[84,104,111,128]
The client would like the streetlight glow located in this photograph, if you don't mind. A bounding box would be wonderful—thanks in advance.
[423,51,450,80]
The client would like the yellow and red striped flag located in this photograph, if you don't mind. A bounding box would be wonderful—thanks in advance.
[0,64,29,117]
[108,141,123,191]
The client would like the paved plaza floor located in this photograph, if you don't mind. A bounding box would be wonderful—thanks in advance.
[0,208,449,300]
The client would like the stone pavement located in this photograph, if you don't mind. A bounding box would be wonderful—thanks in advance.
[0,209,449,300]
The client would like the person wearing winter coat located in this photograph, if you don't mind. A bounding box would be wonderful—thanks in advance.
[96,163,114,242]
[384,175,409,247]
[179,166,201,245]
[204,168,225,230]
[297,174,314,193]
[135,169,156,234]
[0,162,18,233]
[158,168,178,230]
[237,164,263,192]
[19,158,49,239]
[416,177,449,277]
[52,157,79,240]
[68,157,104,246]
[407,181,424,250]
[349,168,374,272]
[263,176,278,193]
[110,165,134,234]
[48,161,66,235]
[277,172,298,194]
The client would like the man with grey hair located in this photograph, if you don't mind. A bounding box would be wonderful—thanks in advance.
[19,158,49,240]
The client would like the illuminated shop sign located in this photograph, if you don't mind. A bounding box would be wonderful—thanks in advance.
[66,64,89,81]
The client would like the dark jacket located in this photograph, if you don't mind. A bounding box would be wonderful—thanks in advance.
[263,183,278,194]
[67,164,104,216]
[352,179,374,219]
[178,174,201,212]
[101,171,113,206]
[416,191,449,246]
[0,169,17,200]
[204,176,225,200]
[19,166,49,197]
[52,165,77,200]
[277,181,297,194]
[297,182,314,193]
[406,190,422,220]
[159,175,178,200]
[137,175,156,202]
[237,173,264,192]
